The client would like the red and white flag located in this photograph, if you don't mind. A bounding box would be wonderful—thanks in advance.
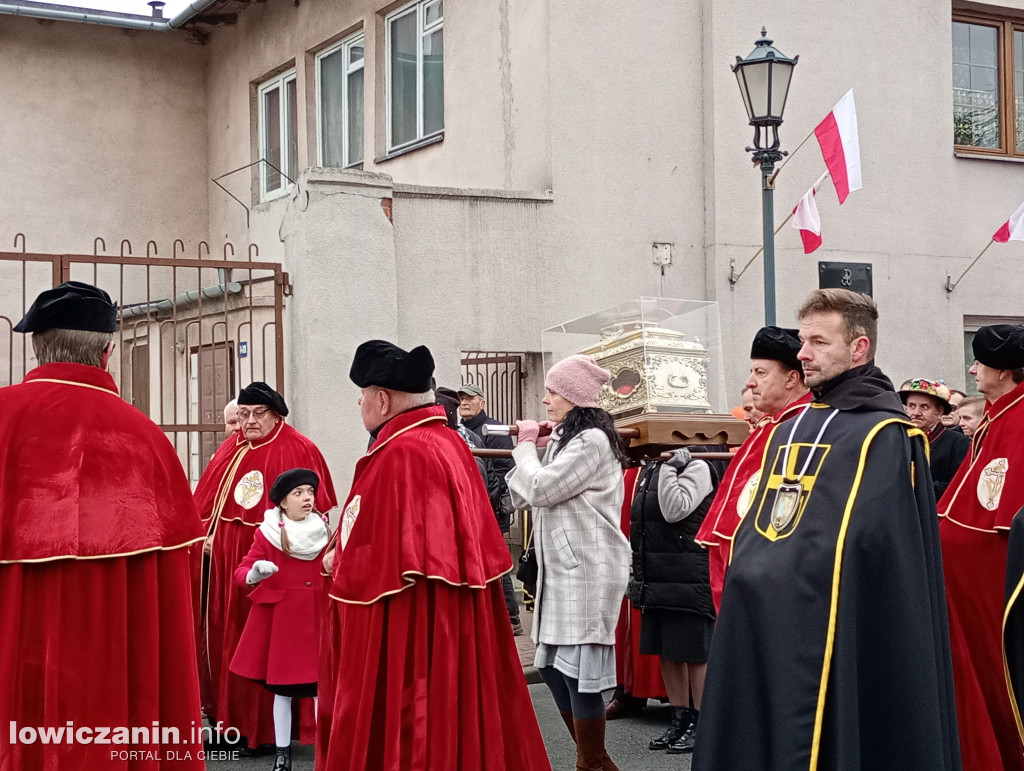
[814,90,862,204]
[791,171,829,254]
[993,200,1024,242]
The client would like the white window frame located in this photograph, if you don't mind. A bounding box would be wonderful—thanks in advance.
[385,0,443,153]
[257,68,297,202]
[316,33,365,169]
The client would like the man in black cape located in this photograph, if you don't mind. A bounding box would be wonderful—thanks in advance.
[694,289,960,770]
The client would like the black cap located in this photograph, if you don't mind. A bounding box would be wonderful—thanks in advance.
[750,326,803,373]
[14,281,117,334]
[237,381,289,417]
[973,325,1024,370]
[435,386,461,428]
[349,340,434,393]
[269,468,319,506]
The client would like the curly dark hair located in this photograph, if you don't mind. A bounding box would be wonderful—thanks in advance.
[552,407,631,467]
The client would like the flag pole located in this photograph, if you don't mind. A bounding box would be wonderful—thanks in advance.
[730,170,830,286]
[767,127,817,184]
[946,239,995,294]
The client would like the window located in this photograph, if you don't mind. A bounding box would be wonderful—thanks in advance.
[953,14,1024,157]
[317,34,365,168]
[386,0,443,152]
[258,69,298,200]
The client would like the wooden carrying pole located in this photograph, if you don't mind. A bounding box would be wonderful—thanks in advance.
[472,447,735,461]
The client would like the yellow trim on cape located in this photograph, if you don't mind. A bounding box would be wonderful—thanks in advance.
[365,415,447,457]
[329,568,510,606]
[25,377,120,396]
[1003,557,1024,743]
[0,535,206,564]
[809,417,910,770]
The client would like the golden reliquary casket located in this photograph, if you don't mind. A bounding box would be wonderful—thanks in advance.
[543,298,746,451]
[582,320,713,418]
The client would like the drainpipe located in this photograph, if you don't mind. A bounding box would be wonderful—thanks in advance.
[168,0,220,29]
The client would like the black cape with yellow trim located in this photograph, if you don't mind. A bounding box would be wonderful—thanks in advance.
[1002,504,1024,745]
[694,364,961,771]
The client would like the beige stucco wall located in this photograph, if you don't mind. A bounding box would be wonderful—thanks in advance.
[706,0,1024,395]
[0,14,209,255]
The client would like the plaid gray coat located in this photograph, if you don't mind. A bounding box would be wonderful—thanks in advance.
[507,428,630,646]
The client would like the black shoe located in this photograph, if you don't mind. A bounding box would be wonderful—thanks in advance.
[272,745,291,771]
[648,706,690,751]
[666,712,698,754]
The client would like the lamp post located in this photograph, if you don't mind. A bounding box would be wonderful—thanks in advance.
[733,28,798,326]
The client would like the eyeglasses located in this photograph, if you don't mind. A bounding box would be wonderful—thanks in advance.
[237,407,271,420]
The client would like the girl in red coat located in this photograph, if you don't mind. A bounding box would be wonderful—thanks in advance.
[231,468,330,771]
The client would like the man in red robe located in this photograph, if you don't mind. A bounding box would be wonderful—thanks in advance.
[0,282,205,770]
[194,381,337,753]
[940,324,1024,770]
[696,326,810,611]
[318,340,550,771]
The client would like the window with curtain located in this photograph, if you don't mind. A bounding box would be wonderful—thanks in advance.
[258,69,298,200]
[386,0,444,152]
[953,13,1024,157]
[317,33,365,168]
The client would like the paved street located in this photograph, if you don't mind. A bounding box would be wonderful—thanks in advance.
[208,686,692,770]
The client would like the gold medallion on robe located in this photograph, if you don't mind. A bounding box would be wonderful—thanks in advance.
[234,470,264,510]
[978,458,1009,511]
[340,495,361,550]
[752,443,831,542]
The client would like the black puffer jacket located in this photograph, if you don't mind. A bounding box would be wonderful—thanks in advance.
[627,449,726,620]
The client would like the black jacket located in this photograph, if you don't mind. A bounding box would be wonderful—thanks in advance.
[627,455,722,619]
[928,424,970,499]
[462,410,515,531]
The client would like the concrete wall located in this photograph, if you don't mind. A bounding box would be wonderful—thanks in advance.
[0,14,209,255]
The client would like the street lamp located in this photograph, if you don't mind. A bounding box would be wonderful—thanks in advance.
[733,28,798,326]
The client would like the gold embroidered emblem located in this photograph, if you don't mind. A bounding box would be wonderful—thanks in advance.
[977,458,1009,511]
[340,495,361,551]
[752,442,831,541]
[233,470,264,510]
[736,471,761,519]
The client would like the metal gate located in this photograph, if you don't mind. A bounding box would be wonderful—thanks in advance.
[460,351,526,425]
[0,235,288,482]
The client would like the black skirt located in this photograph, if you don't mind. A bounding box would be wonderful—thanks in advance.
[252,679,318,698]
[639,608,713,663]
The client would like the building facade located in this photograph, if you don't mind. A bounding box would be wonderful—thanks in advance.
[2,0,1023,487]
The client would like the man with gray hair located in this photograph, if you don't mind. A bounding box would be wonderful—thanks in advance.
[319,339,549,770]
[0,281,206,769]
[223,398,240,437]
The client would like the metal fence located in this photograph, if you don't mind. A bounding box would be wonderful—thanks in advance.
[0,235,287,482]
[460,351,526,425]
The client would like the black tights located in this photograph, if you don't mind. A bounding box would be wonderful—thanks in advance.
[538,666,606,720]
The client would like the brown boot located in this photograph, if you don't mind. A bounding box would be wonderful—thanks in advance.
[572,716,619,771]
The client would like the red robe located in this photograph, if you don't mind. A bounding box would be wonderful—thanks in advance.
[613,467,667,699]
[230,529,324,687]
[318,406,550,771]
[696,392,812,611]
[0,363,205,770]
[193,420,337,747]
[939,380,1024,771]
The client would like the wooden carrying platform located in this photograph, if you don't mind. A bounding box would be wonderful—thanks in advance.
[616,412,748,457]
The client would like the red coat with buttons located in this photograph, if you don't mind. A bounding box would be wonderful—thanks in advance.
[229,529,322,686]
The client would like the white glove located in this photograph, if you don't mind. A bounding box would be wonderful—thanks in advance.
[664,447,692,469]
[246,560,279,585]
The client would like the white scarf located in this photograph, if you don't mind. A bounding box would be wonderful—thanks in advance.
[258,507,330,561]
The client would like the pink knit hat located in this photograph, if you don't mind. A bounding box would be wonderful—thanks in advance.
[545,354,611,408]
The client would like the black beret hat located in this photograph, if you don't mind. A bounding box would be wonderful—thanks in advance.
[349,339,435,393]
[973,325,1024,371]
[269,468,319,506]
[237,381,289,417]
[14,281,117,334]
[434,386,461,428]
[750,326,803,373]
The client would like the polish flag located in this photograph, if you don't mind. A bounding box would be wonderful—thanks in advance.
[791,172,828,254]
[814,90,862,204]
[993,200,1024,242]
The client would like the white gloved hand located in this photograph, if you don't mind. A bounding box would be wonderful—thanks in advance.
[246,559,279,585]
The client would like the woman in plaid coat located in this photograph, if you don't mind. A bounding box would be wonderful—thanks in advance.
[507,354,631,771]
